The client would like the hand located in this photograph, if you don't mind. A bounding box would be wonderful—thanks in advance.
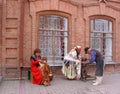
[82,61,89,65]
[38,60,41,62]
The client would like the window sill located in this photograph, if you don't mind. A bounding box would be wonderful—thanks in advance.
[105,61,116,64]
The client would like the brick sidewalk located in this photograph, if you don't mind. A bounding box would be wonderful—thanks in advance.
[0,73,120,94]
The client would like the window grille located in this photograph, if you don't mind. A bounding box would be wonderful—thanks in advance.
[91,19,113,62]
[39,15,68,66]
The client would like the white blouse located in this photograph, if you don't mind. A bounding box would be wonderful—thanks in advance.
[64,49,81,62]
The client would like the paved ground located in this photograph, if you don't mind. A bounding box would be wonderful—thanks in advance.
[0,73,120,94]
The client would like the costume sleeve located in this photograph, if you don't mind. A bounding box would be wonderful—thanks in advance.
[31,59,39,65]
[89,51,96,63]
[64,50,75,59]
[70,51,77,58]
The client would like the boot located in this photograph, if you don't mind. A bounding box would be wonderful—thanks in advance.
[92,80,96,83]
[93,76,103,85]
[92,77,97,83]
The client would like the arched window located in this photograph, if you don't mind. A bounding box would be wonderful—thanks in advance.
[90,18,113,62]
[38,15,68,66]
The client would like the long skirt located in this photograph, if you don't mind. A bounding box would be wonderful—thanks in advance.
[62,60,81,79]
[31,67,43,85]
[40,63,53,86]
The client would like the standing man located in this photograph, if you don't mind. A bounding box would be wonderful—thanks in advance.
[84,47,104,85]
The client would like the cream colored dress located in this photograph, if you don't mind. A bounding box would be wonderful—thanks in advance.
[62,49,81,79]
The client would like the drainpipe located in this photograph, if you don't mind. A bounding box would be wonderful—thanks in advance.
[19,0,25,70]
[0,0,3,76]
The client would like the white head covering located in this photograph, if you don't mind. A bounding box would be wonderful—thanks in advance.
[75,46,81,49]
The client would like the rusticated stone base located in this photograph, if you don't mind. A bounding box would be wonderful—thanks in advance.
[2,64,120,80]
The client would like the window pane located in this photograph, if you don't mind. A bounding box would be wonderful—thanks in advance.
[40,15,68,31]
[109,21,112,33]
[91,20,94,31]
[95,19,109,32]
[91,32,102,51]
[104,33,112,61]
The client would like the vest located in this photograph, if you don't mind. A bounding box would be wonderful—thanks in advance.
[92,49,103,58]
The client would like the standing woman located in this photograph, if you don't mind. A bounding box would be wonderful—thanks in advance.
[62,46,82,80]
[30,48,42,85]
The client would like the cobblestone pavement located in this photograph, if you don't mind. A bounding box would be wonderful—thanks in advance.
[0,73,120,94]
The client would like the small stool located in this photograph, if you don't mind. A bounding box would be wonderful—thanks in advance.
[30,72,33,82]
[28,69,33,82]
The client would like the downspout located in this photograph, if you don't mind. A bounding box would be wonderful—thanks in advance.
[0,0,3,76]
[19,0,25,69]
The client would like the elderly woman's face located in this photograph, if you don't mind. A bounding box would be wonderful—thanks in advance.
[76,48,81,53]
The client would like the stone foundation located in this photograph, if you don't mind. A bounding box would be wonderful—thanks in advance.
[2,64,120,80]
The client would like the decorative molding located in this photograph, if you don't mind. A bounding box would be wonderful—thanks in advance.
[28,0,120,16]
[60,0,79,6]
[106,3,120,11]
[60,0,118,8]
[83,0,120,10]
[28,0,36,1]
[99,0,120,3]
[105,0,120,11]
[99,0,107,3]
[107,0,120,3]
[29,0,120,4]
[83,3,99,7]
[61,0,99,6]
[28,0,43,2]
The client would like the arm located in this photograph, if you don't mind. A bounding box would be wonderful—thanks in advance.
[89,51,96,63]
[70,51,78,59]
[64,50,77,61]
[31,55,40,65]
[31,59,40,65]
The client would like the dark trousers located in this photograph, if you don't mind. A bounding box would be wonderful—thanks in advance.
[95,57,104,76]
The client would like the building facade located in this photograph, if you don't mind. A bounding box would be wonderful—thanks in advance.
[0,0,120,79]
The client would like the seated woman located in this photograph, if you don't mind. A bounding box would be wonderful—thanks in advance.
[30,49,53,86]
[30,48,42,85]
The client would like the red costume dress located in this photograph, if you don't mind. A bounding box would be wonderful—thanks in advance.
[31,56,42,85]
